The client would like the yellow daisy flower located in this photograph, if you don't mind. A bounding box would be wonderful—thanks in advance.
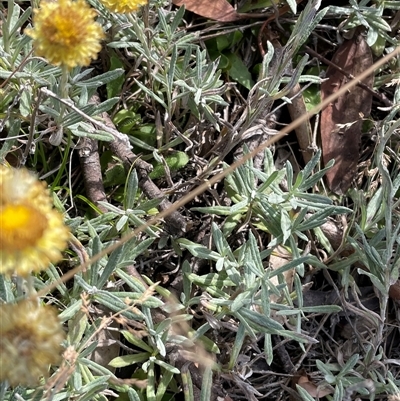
[0,300,66,387]
[0,166,69,276]
[99,0,148,14]
[26,0,104,69]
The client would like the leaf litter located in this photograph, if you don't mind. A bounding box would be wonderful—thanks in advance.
[320,31,374,194]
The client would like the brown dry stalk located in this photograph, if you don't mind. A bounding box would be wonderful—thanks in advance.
[37,45,400,298]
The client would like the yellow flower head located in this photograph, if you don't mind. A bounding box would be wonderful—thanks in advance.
[99,0,148,14]
[0,166,69,276]
[26,0,104,69]
[0,300,66,387]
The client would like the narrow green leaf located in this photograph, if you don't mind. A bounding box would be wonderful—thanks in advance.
[296,384,316,401]
[264,334,273,365]
[228,323,246,370]
[156,370,174,401]
[200,366,213,401]
[128,388,142,401]
[181,364,195,401]
[97,245,123,288]
[338,354,359,377]
[121,330,154,352]
[109,353,150,368]
[153,359,180,374]
[146,362,156,401]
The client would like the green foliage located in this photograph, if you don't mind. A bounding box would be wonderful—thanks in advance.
[107,52,126,99]
[206,31,254,90]
[149,151,189,179]
[328,0,400,54]
[2,0,400,400]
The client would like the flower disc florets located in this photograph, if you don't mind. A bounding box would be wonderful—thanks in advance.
[0,300,66,386]
[0,166,69,276]
[26,0,104,69]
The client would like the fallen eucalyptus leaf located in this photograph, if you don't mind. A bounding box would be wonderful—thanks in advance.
[172,0,240,22]
[321,32,373,194]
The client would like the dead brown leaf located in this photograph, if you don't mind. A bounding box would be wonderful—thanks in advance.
[172,0,240,22]
[320,32,373,194]
[297,374,333,398]
[269,245,294,297]
[389,279,400,302]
